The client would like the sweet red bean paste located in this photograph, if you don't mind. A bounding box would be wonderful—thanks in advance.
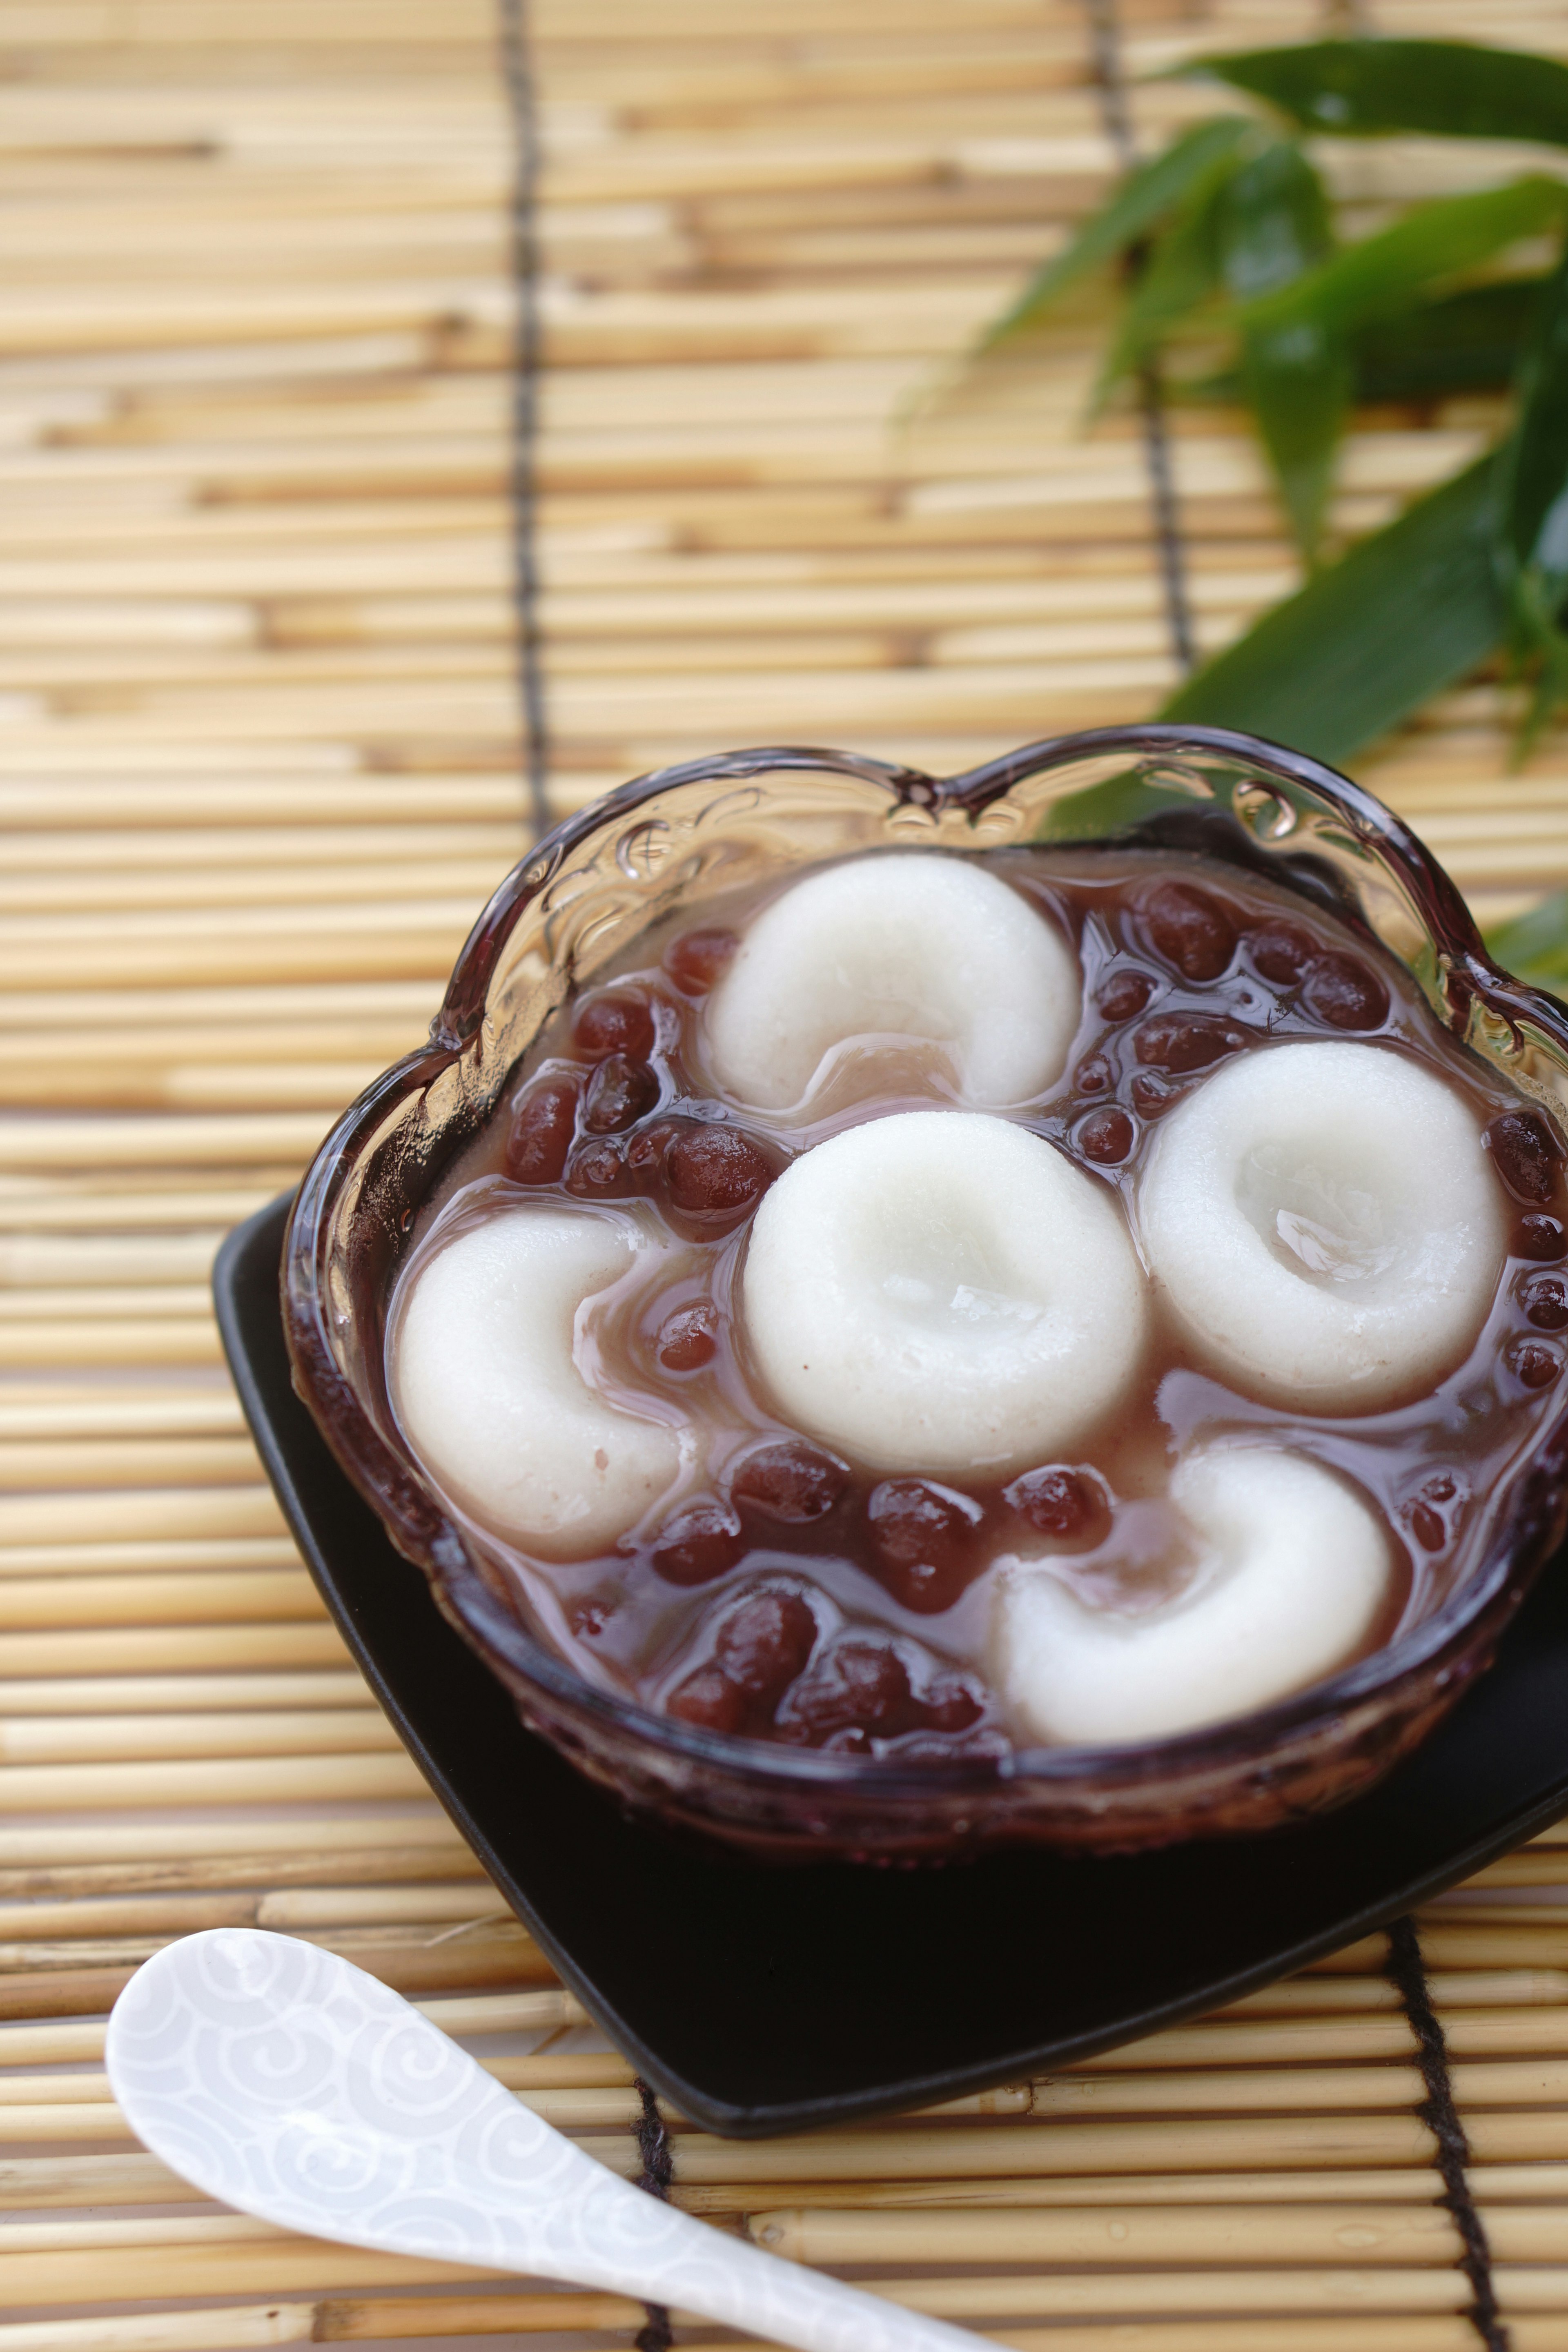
[389,850,1565,1759]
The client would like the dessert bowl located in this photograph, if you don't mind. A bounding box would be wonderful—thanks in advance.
[282,724,1568,1859]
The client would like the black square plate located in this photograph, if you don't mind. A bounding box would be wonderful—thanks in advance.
[218,1192,1568,2139]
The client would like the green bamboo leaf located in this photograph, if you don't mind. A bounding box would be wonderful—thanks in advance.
[1487,890,1568,990]
[976,116,1254,352]
[1160,454,1506,765]
[1500,251,1568,583]
[1244,177,1568,345]
[1189,38,1568,149]
[1182,281,1544,405]
[1492,252,1568,755]
[1241,319,1351,564]
[1089,179,1228,410]
[1215,140,1334,300]
[1214,142,1342,559]
[1351,277,1546,403]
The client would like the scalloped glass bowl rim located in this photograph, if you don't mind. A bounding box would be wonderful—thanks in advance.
[282,721,1568,1804]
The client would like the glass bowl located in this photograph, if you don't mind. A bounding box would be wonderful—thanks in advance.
[281,724,1568,1860]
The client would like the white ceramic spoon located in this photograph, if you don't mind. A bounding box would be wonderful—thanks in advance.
[107,1928,983,2352]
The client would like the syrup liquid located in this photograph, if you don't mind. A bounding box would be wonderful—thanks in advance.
[388,849,1568,1757]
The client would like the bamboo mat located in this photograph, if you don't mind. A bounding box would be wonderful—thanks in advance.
[9,2,1568,2348]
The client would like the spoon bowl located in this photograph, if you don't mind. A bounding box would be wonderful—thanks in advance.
[107,1928,981,2352]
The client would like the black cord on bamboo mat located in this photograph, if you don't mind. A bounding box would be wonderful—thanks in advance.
[497,0,552,840]
[1386,1915,1510,2352]
[1082,0,1198,676]
[630,2075,678,2351]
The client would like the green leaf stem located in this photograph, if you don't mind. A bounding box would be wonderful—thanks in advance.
[1191,39,1568,149]
[1160,455,1506,765]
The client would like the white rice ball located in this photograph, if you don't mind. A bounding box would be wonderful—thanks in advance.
[1136,1040,1506,1411]
[392,1205,681,1557]
[741,1109,1147,1475]
[992,1443,1391,1746]
[703,852,1080,1111]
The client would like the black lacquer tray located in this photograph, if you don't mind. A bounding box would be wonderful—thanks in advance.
[218,1191,1568,2139]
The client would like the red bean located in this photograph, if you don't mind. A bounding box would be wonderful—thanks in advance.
[1488,1111,1563,1205]
[1129,1071,1176,1117]
[666,1124,778,1217]
[506,1079,577,1185]
[1520,1213,1568,1261]
[564,1137,632,1198]
[664,927,738,995]
[1140,882,1236,981]
[582,1054,659,1135]
[625,1117,682,1176]
[657,1301,719,1371]
[1410,1502,1447,1552]
[917,1675,984,1734]
[1301,952,1390,1032]
[786,1638,915,1741]
[731,1439,849,1523]
[1096,967,1156,1023]
[1523,1274,1568,1331]
[715,1588,817,1700]
[1074,1052,1114,1096]
[1132,1013,1246,1074]
[573,991,656,1061]
[866,1478,982,1614]
[1510,1339,1562,1390]
[667,1667,747,1733]
[1004,1464,1111,1547]
[649,1499,745,1586]
[1250,924,1315,985]
[1407,1471,1462,1556]
[1076,1106,1136,1164]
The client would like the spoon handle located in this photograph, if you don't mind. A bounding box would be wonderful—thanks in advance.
[561,2161,982,2352]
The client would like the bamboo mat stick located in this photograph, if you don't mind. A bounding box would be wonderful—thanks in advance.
[0,1623,352,1676]
[0,1284,213,1317]
[738,2204,1471,2267]
[0,1324,224,1369]
[0,1708,401,1763]
[0,1809,466,1876]
[0,1491,287,1545]
[1,1382,234,1418]
[0,1884,496,1943]
[0,1543,304,1583]
[0,1573,329,1631]
[0,2152,187,2211]
[0,1934,553,2022]
[0,1670,368,1713]
[591,2117,1446,2183]
[0,2299,647,2352]
[674,2171,1462,2216]
[0,1439,271,1493]
[0,2239,507,2306]
[0,1752,428,1810]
